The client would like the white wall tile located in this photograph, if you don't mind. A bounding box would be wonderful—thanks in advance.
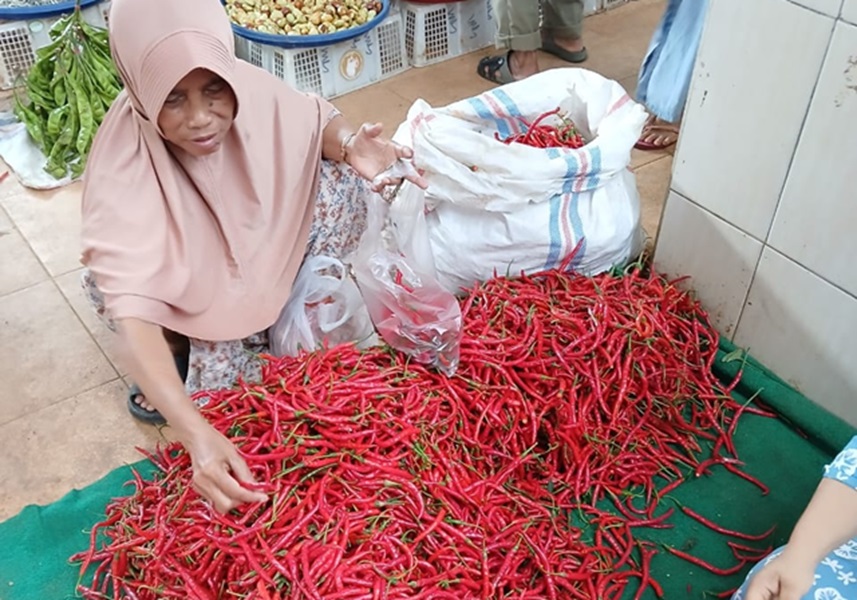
[789,0,843,17]
[653,192,763,337]
[769,21,857,296]
[842,0,857,26]
[735,249,857,425]
[671,0,834,239]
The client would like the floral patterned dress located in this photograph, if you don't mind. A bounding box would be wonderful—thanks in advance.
[733,435,857,600]
[82,160,369,395]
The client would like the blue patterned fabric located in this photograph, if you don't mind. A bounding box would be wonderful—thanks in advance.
[733,436,857,600]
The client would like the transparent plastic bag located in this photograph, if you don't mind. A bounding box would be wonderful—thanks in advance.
[269,255,376,357]
[349,181,462,376]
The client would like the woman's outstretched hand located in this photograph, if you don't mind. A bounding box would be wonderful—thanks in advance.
[346,122,428,192]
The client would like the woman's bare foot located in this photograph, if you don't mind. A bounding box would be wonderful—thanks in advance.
[635,116,680,150]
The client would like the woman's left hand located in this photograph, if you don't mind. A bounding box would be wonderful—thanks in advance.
[346,123,428,192]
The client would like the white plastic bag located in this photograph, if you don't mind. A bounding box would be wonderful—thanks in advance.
[269,255,376,357]
[0,112,74,190]
[392,68,648,292]
[349,183,462,376]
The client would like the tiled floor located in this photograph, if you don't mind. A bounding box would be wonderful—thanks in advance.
[0,0,672,521]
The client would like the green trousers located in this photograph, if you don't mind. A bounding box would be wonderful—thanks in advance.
[494,0,584,51]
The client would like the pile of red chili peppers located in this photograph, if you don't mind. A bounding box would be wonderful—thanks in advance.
[73,267,773,599]
[496,108,586,149]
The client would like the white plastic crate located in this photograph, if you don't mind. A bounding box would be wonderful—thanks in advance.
[402,0,494,68]
[0,1,109,90]
[458,0,494,54]
[234,12,408,99]
[100,0,111,28]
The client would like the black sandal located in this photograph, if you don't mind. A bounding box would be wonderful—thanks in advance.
[477,52,516,85]
[541,38,588,64]
[127,352,189,425]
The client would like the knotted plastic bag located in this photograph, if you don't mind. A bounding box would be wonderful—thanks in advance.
[269,255,376,357]
[349,181,462,376]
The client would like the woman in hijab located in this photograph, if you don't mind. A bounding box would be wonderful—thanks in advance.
[80,0,426,512]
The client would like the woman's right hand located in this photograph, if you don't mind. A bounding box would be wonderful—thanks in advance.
[744,550,816,600]
[182,422,268,514]
[117,318,269,514]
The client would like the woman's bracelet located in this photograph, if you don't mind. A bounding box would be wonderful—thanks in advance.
[340,132,356,164]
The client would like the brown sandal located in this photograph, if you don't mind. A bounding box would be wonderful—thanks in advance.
[635,118,680,151]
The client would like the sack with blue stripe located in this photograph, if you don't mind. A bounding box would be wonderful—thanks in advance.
[393,68,648,292]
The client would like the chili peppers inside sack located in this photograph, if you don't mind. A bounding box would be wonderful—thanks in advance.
[391,70,646,293]
[73,266,775,600]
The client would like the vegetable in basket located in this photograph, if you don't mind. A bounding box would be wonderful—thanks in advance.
[225,0,383,36]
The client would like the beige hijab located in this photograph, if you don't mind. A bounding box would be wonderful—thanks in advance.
[81,0,336,341]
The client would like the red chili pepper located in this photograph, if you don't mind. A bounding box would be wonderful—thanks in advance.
[681,506,776,541]
[665,546,749,576]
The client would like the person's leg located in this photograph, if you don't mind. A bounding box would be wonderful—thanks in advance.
[81,269,218,423]
[635,0,680,150]
[542,0,587,61]
[478,0,542,84]
[636,0,709,150]
[183,336,265,400]
[493,0,542,53]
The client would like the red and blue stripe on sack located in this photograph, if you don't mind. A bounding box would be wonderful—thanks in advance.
[544,144,601,272]
[466,89,525,139]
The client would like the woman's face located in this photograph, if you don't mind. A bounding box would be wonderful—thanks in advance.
[157,68,236,157]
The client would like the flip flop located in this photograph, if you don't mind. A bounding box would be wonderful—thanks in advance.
[127,352,189,425]
[541,38,588,64]
[634,123,680,151]
[477,52,515,85]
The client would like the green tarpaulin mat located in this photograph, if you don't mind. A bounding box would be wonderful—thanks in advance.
[1,339,854,600]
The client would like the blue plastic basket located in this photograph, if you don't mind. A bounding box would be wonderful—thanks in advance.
[0,0,101,20]
[228,0,390,49]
